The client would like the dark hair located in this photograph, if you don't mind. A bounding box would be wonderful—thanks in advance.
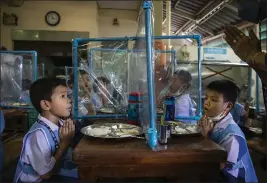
[79,70,88,76]
[30,77,67,113]
[206,79,239,105]
[173,70,192,84]
[236,85,241,95]
[67,77,74,85]
[22,79,32,91]
[53,68,65,77]
[93,77,110,92]
[67,73,74,85]
[80,50,87,60]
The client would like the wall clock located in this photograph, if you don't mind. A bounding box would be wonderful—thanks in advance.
[45,11,60,26]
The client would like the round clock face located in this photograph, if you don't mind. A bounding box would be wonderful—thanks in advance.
[45,11,60,26]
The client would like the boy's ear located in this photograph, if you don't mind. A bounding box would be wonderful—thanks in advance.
[226,102,233,112]
[40,100,51,111]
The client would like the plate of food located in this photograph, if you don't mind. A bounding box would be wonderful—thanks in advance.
[13,102,29,106]
[81,123,143,138]
[168,121,200,136]
[99,107,115,114]
[156,108,164,114]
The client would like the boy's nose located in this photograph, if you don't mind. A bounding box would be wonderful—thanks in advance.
[204,101,209,107]
[68,98,72,103]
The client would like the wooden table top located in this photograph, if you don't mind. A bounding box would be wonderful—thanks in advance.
[1,108,27,118]
[73,136,226,165]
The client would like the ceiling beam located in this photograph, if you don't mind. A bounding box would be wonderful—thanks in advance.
[184,0,232,34]
[174,0,182,9]
[162,18,166,25]
[174,0,214,35]
[172,8,195,20]
[163,8,195,21]
[225,3,238,13]
[197,26,214,36]
[175,20,192,35]
[196,1,214,16]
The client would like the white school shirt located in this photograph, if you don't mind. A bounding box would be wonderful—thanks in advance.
[92,92,103,110]
[213,113,240,178]
[159,86,194,118]
[175,94,194,117]
[19,115,62,182]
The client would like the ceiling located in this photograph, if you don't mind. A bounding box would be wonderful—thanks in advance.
[97,0,252,41]
[163,0,247,40]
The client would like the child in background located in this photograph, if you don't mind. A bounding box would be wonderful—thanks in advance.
[14,78,78,183]
[158,70,195,121]
[19,79,32,104]
[199,79,257,183]
[230,86,249,127]
[78,70,95,115]
[92,76,111,110]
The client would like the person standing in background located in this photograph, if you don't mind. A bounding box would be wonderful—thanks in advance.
[224,0,267,117]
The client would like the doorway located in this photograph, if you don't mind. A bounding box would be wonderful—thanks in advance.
[14,40,72,77]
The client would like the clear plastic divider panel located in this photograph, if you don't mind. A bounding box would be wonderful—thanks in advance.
[177,61,253,116]
[74,40,130,119]
[0,51,37,109]
[156,39,202,124]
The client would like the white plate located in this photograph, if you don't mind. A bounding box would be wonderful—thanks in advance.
[170,122,200,135]
[81,123,143,138]
[99,108,115,114]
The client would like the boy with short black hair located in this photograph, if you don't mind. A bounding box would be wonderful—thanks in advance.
[92,76,111,110]
[158,69,195,122]
[199,79,257,183]
[14,77,78,183]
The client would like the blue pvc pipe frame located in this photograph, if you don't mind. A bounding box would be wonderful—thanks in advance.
[0,51,37,109]
[72,1,202,148]
[84,48,177,119]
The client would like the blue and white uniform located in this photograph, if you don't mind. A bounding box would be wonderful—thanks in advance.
[230,102,246,126]
[174,94,195,122]
[210,113,258,183]
[14,115,78,183]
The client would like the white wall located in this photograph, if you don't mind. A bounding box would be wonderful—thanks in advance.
[98,9,138,37]
[0,1,139,49]
[0,1,99,49]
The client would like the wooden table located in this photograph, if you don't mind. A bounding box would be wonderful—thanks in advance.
[1,109,28,132]
[73,136,226,182]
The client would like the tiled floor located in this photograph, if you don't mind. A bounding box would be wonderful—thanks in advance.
[1,136,267,182]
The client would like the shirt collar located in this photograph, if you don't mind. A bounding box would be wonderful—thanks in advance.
[38,115,63,131]
[213,113,234,130]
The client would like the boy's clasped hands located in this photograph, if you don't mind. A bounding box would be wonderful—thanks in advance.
[59,119,75,146]
[198,115,214,138]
